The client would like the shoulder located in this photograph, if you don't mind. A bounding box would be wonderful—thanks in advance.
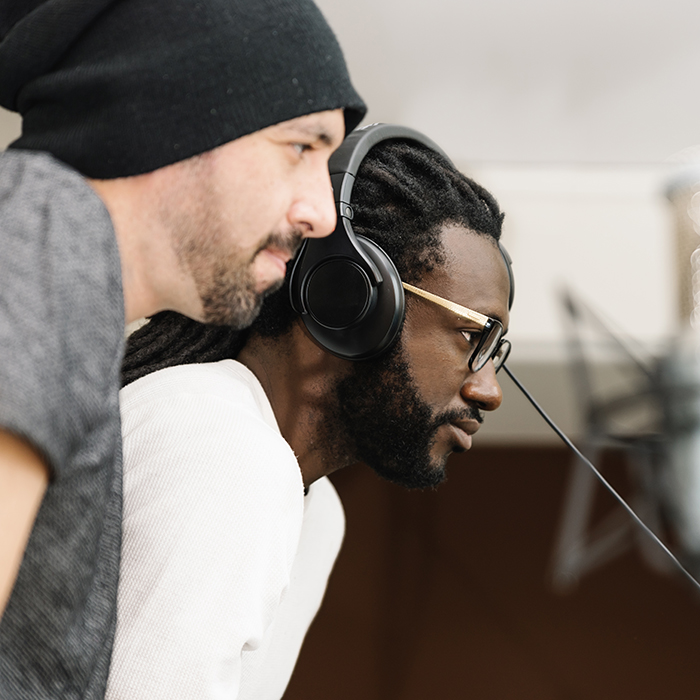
[120,359,300,494]
[120,359,278,430]
[118,360,306,619]
[305,477,344,527]
[0,148,118,290]
[1,148,89,189]
[0,150,122,474]
[300,476,345,561]
[0,149,109,222]
[1,148,79,180]
[0,149,116,268]
[112,367,307,700]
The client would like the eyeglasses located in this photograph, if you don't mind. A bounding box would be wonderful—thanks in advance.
[402,282,511,373]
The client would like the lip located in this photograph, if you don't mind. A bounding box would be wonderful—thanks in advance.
[447,420,481,452]
[262,246,292,272]
[255,247,293,290]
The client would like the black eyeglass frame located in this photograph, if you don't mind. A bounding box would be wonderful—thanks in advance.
[402,282,511,373]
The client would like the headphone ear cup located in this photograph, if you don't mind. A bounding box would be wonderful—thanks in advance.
[302,255,376,331]
[299,236,405,360]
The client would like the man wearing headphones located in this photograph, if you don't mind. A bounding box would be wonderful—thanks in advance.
[112,126,512,699]
[0,1,364,697]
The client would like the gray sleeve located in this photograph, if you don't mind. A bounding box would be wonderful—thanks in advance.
[0,150,124,476]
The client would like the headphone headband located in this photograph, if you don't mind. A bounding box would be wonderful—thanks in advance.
[330,122,451,182]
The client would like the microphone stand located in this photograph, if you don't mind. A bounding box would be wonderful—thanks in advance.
[502,363,700,594]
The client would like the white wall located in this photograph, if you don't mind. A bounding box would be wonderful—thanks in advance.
[0,108,19,150]
[468,162,678,354]
[466,162,679,444]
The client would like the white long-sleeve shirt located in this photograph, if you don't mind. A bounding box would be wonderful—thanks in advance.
[106,360,344,700]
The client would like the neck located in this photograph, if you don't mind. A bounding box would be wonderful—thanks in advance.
[237,324,357,488]
[87,174,202,325]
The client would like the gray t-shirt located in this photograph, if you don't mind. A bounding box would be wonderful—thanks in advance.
[0,149,125,699]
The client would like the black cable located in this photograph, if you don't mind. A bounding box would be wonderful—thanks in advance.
[502,362,700,593]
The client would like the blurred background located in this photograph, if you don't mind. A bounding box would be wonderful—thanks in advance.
[4,0,700,695]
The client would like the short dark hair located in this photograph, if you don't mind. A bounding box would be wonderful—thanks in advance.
[121,139,504,386]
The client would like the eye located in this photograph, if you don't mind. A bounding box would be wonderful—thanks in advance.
[460,329,482,349]
[291,142,312,156]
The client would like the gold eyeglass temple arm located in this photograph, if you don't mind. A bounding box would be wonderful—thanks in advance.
[401,282,490,326]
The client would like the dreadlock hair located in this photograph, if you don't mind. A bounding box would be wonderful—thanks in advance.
[121,138,504,387]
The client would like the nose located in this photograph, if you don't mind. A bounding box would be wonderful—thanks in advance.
[288,164,338,239]
[460,360,503,411]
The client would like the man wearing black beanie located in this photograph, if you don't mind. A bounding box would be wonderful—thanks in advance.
[0,1,366,698]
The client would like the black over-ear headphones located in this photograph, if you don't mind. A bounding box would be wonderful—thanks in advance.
[288,122,514,361]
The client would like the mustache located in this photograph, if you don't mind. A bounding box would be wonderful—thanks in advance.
[431,405,484,429]
[255,228,305,260]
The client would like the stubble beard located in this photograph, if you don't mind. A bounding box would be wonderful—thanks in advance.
[166,166,303,328]
[194,230,303,328]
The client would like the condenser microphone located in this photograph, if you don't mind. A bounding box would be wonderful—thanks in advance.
[501,363,700,593]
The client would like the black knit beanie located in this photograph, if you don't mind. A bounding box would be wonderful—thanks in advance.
[0,0,366,178]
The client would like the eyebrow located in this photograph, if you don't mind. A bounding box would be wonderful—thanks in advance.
[282,121,336,146]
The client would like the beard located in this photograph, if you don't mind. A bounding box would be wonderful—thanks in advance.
[194,230,303,328]
[327,340,483,490]
[168,194,303,328]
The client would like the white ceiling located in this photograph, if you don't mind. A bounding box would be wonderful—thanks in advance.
[316,0,700,164]
[2,1,698,163]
